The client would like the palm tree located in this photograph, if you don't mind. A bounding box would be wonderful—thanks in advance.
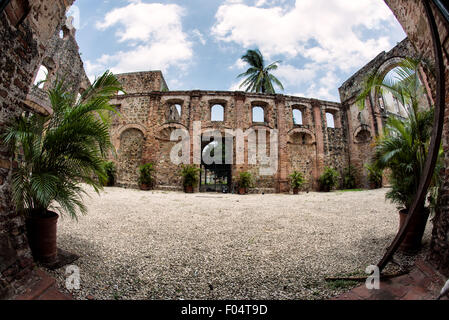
[237,49,284,94]
[2,71,123,220]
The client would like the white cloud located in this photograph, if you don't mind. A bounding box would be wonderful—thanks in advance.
[273,63,318,86]
[228,79,245,91]
[212,0,405,71]
[192,29,206,45]
[92,1,192,75]
[298,70,341,101]
[229,58,247,70]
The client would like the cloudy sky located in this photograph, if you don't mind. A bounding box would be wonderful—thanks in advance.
[69,0,406,102]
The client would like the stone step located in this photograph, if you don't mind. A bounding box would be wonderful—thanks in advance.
[14,269,71,300]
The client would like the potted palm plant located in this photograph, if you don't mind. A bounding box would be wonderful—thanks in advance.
[101,161,116,187]
[138,163,155,190]
[318,167,339,192]
[237,171,253,195]
[357,58,442,252]
[181,165,200,193]
[2,71,122,264]
[289,171,305,194]
[365,162,383,189]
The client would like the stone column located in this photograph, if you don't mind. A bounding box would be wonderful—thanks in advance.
[234,93,247,176]
[144,93,160,164]
[312,99,325,190]
[275,95,289,193]
[189,91,202,192]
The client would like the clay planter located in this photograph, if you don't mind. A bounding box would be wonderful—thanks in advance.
[292,188,299,195]
[398,208,430,253]
[26,211,59,264]
[238,187,247,195]
[184,186,194,193]
[139,183,152,191]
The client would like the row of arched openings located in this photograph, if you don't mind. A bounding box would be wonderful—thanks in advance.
[166,103,336,128]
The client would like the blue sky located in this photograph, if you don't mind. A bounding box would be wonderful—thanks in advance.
[69,0,406,102]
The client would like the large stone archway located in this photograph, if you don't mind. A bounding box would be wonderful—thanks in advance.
[116,128,145,188]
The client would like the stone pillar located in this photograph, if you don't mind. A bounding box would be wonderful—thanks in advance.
[189,91,202,192]
[144,93,160,164]
[312,99,325,190]
[234,93,247,177]
[275,95,289,193]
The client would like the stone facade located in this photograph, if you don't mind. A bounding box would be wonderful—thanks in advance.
[109,39,423,193]
[109,74,349,193]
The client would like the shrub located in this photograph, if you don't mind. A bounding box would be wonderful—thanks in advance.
[237,171,253,189]
[180,165,200,187]
[102,161,116,186]
[1,71,122,219]
[341,165,357,190]
[365,163,383,189]
[138,163,155,187]
[319,167,339,192]
[289,171,306,189]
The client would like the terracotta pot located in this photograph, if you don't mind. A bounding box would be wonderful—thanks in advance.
[139,183,152,191]
[292,188,299,195]
[238,187,247,195]
[185,186,194,193]
[26,211,59,264]
[398,208,430,253]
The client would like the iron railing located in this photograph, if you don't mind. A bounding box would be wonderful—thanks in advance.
[433,0,449,23]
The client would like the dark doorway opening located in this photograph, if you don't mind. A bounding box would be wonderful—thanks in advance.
[200,137,232,193]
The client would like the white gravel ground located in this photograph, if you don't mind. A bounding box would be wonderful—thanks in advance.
[47,187,432,300]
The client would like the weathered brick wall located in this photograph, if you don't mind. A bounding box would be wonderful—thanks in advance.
[109,72,345,193]
[338,38,420,188]
[0,0,74,299]
[25,16,90,115]
[384,0,449,277]
[116,71,168,95]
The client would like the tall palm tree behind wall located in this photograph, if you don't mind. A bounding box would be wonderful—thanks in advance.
[237,49,284,94]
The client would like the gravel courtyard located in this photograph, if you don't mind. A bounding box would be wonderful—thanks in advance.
[48,187,432,300]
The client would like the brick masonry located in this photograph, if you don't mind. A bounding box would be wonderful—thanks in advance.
[108,39,420,192]
[108,82,347,193]
[0,0,80,299]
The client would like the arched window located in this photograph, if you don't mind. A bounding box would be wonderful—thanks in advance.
[174,104,182,117]
[211,104,224,122]
[252,106,265,123]
[293,109,303,125]
[326,113,335,129]
[167,103,182,122]
[34,65,48,89]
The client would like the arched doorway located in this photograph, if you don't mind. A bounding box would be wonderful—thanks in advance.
[117,128,145,187]
[200,136,233,193]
